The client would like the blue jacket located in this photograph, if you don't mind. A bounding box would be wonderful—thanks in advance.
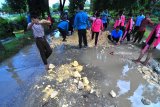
[111,29,123,38]
[58,20,69,31]
[74,11,90,30]
[135,15,145,26]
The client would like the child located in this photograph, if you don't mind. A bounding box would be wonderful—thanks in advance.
[91,12,104,46]
[58,16,69,42]
[133,19,160,65]
[113,14,121,29]
[121,13,133,42]
[108,26,123,45]
[119,10,126,33]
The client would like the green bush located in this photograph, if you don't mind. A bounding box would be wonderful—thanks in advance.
[10,15,27,31]
[0,15,28,39]
[0,17,14,39]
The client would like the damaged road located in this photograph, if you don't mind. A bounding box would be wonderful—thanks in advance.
[0,31,160,107]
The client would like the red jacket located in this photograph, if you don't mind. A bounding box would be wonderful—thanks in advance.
[125,18,133,31]
[146,24,160,47]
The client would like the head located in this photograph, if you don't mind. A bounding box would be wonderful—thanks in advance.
[78,4,84,10]
[119,10,124,16]
[62,15,67,20]
[145,12,151,18]
[116,26,120,32]
[128,13,132,18]
[95,12,100,18]
[31,15,40,24]
[140,9,144,15]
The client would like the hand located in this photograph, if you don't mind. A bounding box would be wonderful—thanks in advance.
[117,42,120,45]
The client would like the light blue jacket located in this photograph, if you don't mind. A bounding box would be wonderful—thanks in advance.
[74,11,90,30]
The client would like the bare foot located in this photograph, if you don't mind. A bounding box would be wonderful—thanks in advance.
[132,59,140,63]
[45,64,49,71]
[140,61,148,66]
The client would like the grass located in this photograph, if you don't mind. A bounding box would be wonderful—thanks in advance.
[0,31,34,62]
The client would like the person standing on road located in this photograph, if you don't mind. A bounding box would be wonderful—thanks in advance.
[131,9,145,39]
[121,13,133,42]
[74,5,90,49]
[27,15,52,70]
[133,19,160,65]
[133,12,154,44]
[119,10,126,34]
[91,12,104,47]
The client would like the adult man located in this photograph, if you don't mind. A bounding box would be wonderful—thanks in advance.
[27,15,52,70]
[74,5,90,49]
[108,26,123,45]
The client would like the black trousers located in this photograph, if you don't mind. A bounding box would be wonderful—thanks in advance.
[58,28,67,40]
[108,35,119,43]
[132,26,139,35]
[36,37,52,65]
[78,29,88,48]
[120,26,125,34]
[123,31,131,41]
[103,23,108,30]
[133,30,145,43]
[92,32,99,46]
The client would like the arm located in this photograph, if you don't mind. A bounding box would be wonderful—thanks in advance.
[74,14,78,30]
[27,22,34,30]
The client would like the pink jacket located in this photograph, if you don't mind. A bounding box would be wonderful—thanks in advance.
[146,24,160,47]
[114,19,121,29]
[120,15,125,27]
[91,18,104,32]
[125,18,133,31]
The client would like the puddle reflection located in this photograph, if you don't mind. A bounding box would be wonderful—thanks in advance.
[117,80,130,96]
[128,84,160,107]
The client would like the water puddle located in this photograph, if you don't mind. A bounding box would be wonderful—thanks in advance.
[122,64,130,76]
[117,80,130,96]
[128,84,160,107]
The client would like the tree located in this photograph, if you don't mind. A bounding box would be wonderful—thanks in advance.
[27,0,50,18]
[68,0,86,17]
[5,0,27,13]
[0,3,12,13]
[59,0,66,14]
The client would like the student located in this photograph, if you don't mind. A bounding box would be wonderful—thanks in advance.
[91,12,104,46]
[74,5,90,49]
[108,26,123,45]
[131,9,145,37]
[133,12,154,43]
[27,15,52,70]
[119,10,125,33]
[133,20,160,65]
[101,10,108,30]
[113,14,121,29]
[121,13,133,42]
[58,16,69,42]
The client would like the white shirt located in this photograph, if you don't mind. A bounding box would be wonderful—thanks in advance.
[28,23,44,38]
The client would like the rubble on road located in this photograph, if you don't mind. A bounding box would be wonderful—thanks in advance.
[110,90,117,98]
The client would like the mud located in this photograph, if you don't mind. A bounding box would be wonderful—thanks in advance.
[0,31,160,107]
